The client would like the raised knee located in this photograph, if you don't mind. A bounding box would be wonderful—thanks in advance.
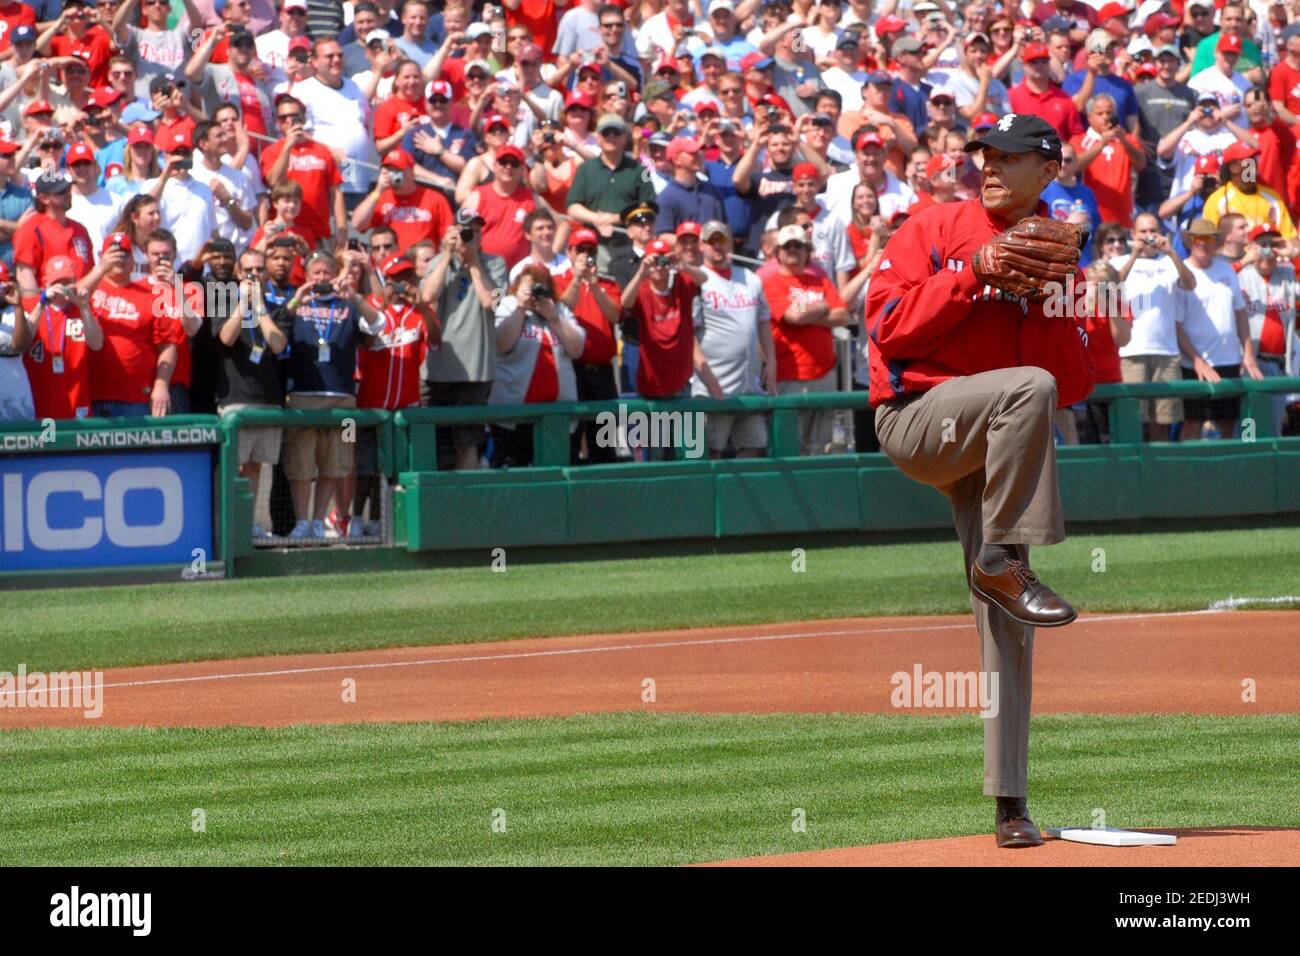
[1014,367,1058,406]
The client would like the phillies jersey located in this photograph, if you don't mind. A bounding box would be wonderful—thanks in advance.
[864,198,1095,408]
[88,279,167,403]
[24,302,93,419]
[357,302,427,410]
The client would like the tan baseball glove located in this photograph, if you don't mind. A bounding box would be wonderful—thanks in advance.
[971,216,1086,302]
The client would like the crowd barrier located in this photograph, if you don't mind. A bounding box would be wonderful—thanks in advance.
[1,377,1297,582]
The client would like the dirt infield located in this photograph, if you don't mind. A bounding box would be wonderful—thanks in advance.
[3,609,1296,729]
[705,827,1300,867]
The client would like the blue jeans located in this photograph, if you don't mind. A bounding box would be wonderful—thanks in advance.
[92,400,149,418]
[1257,358,1287,437]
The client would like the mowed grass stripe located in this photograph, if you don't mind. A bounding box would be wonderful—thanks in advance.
[4,524,1300,671]
[1,714,1295,866]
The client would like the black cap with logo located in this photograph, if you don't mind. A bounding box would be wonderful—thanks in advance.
[963,113,1062,164]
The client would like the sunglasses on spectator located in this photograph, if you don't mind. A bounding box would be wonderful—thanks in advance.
[628,215,653,225]
[599,128,625,139]
[932,97,955,107]
[371,242,396,253]
[574,244,597,255]
[429,96,449,105]
[600,20,625,29]
[497,157,522,168]
[278,112,304,123]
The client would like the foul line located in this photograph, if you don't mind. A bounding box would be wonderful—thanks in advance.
[1207,595,1300,611]
[63,608,1225,695]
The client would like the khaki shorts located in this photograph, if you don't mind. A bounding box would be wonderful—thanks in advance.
[1120,354,1183,425]
[220,403,284,466]
[707,412,768,452]
[777,369,837,455]
[282,394,357,480]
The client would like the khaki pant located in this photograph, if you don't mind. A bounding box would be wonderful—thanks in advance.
[777,369,837,455]
[875,367,1063,798]
[1120,354,1183,425]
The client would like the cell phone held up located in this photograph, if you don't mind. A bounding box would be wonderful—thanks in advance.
[311,282,335,296]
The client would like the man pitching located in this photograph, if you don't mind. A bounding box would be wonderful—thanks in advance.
[865,114,1095,848]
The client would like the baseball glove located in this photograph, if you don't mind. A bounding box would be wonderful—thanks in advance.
[971,216,1086,302]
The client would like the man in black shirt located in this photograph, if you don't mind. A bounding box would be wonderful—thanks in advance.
[216,248,292,541]
[606,200,656,395]
[185,238,239,415]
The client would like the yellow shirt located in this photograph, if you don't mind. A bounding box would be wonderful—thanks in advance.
[1203,183,1297,239]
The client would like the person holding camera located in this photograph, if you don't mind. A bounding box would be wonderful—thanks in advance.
[279,250,384,541]
[0,260,34,421]
[487,264,586,468]
[144,127,217,266]
[23,254,104,421]
[351,149,453,251]
[12,173,94,298]
[1159,90,1253,198]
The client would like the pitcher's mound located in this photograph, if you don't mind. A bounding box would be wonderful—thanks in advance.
[706,826,1299,867]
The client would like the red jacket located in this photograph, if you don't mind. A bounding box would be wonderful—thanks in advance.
[864,198,1095,408]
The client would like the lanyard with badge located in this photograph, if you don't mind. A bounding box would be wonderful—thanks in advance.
[316,298,338,364]
[45,298,68,374]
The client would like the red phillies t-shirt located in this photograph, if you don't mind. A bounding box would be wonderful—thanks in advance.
[156,113,197,148]
[369,186,453,251]
[88,278,167,403]
[505,0,560,62]
[260,138,343,250]
[554,271,620,365]
[520,320,561,403]
[12,212,93,283]
[231,70,270,146]
[763,267,844,381]
[373,96,427,143]
[1071,129,1141,228]
[149,278,201,388]
[633,273,698,397]
[473,182,535,269]
[1085,304,1129,385]
[1269,60,1300,125]
[50,27,116,86]
[0,3,36,53]
[24,302,92,419]
[357,303,427,409]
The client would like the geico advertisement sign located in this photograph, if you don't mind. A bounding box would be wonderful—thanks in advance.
[0,450,213,571]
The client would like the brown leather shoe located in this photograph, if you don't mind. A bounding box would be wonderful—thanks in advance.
[970,558,1078,628]
[995,797,1044,848]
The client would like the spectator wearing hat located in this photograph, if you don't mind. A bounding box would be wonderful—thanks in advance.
[884,35,933,135]
[1189,2,1264,83]
[509,43,565,122]
[820,35,868,114]
[352,148,453,251]
[1072,93,1147,228]
[824,130,915,227]
[190,118,256,248]
[1159,90,1252,199]
[1031,0,1097,40]
[1112,211,1196,441]
[907,153,963,215]
[39,0,116,86]
[0,24,42,123]
[66,141,124,253]
[1203,140,1296,238]
[1267,22,1300,128]
[405,79,475,192]
[22,253,103,420]
[79,86,127,157]
[770,160,853,287]
[186,26,277,151]
[566,112,654,266]
[260,94,345,250]
[144,126,217,265]
[1041,142,1101,263]
[699,2,757,73]
[1188,31,1252,108]
[419,206,502,470]
[1009,41,1086,144]
[462,143,535,269]
[1063,29,1140,135]
[144,72,197,148]
[13,172,94,296]
[0,139,32,270]
[1178,215,1263,439]
[0,4,36,57]
[0,259,34,420]
[251,0,311,74]
[654,137,726,235]
[1238,223,1299,435]
[111,0,206,98]
[487,263,587,467]
[1133,44,1195,211]
[553,226,621,463]
[452,111,513,205]
[761,221,851,456]
[846,72,917,158]
[1241,87,1298,211]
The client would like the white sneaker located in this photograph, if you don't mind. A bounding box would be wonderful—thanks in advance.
[311,519,331,539]
[252,523,271,539]
[288,519,312,540]
[346,516,367,539]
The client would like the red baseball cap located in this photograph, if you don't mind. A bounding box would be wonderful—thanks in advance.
[1096,2,1130,21]
[925,153,956,178]
[760,93,792,114]
[22,100,53,117]
[856,130,885,150]
[874,15,908,36]
[791,161,820,181]
[1194,153,1221,175]
[0,261,9,283]
[88,87,124,110]
[66,143,95,166]
[43,255,77,284]
[1249,224,1282,242]
[102,231,131,254]
[426,80,453,100]
[127,123,154,146]
[568,227,599,248]
[1222,141,1260,162]
[1022,41,1050,62]
[495,144,526,164]
[1217,32,1243,54]
[564,91,596,111]
[382,148,414,170]
[694,99,721,115]
[646,237,673,256]
[288,36,312,53]
[156,128,192,151]
[381,254,417,278]
[665,137,701,160]
[675,221,701,238]
[654,56,680,74]
[1144,12,1180,35]
[972,111,999,130]
[484,113,511,131]
[740,51,774,73]
[0,139,19,155]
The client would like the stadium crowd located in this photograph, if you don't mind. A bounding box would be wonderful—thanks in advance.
[0,0,1297,539]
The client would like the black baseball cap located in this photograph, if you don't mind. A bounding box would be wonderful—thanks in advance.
[964,113,1062,164]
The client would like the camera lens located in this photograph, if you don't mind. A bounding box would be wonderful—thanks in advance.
[459,227,474,242]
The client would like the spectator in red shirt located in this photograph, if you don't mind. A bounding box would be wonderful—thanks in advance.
[463,144,536,269]
[149,74,198,148]
[23,255,103,420]
[12,174,94,298]
[260,95,346,251]
[0,2,36,55]
[1009,43,1085,145]
[83,232,174,417]
[1071,92,1146,228]
[1080,259,1131,443]
[373,59,428,155]
[145,228,203,414]
[351,149,453,251]
[1243,87,1298,212]
[761,223,852,456]
[1268,22,1300,131]
[42,0,117,86]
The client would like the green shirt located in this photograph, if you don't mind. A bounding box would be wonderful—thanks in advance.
[1190,32,1262,77]
[566,153,655,219]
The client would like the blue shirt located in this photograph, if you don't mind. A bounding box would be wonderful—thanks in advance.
[404,122,477,183]
[654,176,726,235]
[698,37,758,73]
[1042,179,1101,264]
[890,80,931,138]
[0,180,33,269]
[704,157,751,245]
[393,36,439,70]
[96,139,127,187]
[284,294,365,396]
[1062,71,1139,130]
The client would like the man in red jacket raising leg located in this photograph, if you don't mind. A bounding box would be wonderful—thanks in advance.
[865,114,1096,849]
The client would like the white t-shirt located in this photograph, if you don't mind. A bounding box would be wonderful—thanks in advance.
[1186,68,1252,110]
[143,175,218,265]
[255,29,297,74]
[508,252,572,282]
[821,67,867,113]
[765,200,855,280]
[1112,253,1187,357]
[294,76,379,193]
[190,160,257,249]
[800,26,843,62]
[692,264,771,397]
[1181,256,1247,367]
[69,187,126,256]
[1169,126,1237,202]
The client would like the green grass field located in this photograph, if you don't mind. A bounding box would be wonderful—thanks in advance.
[4,523,1300,672]
[1,714,1295,866]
